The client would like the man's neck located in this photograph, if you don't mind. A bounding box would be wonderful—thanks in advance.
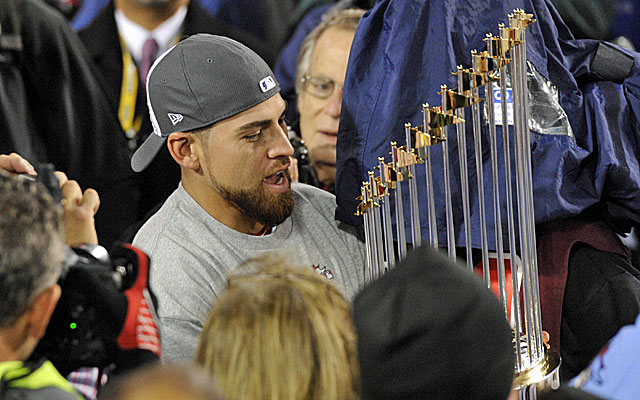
[182,176,267,235]
[114,0,189,31]
[0,329,29,363]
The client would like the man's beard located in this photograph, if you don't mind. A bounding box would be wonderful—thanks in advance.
[210,169,295,227]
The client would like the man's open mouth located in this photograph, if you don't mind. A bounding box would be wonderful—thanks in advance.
[263,170,287,185]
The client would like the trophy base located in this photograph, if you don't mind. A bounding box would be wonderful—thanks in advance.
[512,346,561,399]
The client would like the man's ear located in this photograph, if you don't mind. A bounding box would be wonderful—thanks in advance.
[27,284,61,341]
[167,132,200,171]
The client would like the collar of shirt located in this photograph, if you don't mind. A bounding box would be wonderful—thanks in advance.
[114,5,187,64]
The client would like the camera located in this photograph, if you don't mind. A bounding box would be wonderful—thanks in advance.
[290,133,320,189]
[15,163,62,203]
[33,244,146,376]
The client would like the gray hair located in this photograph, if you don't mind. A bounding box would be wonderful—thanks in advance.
[0,176,65,328]
[294,8,365,95]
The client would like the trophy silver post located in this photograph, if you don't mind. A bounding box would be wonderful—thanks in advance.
[478,47,510,319]
[509,26,538,366]
[465,65,492,282]
[455,67,474,270]
[358,184,375,282]
[513,12,544,360]
[404,123,422,247]
[494,27,525,357]
[378,158,397,269]
[364,183,383,280]
[440,85,457,261]
[369,171,387,278]
[390,143,408,260]
[422,104,439,249]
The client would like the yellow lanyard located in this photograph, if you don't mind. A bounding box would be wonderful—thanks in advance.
[118,37,142,145]
[118,35,181,149]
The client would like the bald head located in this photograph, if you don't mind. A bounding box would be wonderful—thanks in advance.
[103,364,224,400]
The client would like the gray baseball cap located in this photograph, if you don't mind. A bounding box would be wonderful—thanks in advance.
[131,34,281,172]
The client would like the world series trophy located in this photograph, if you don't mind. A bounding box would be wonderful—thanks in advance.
[356,10,560,398]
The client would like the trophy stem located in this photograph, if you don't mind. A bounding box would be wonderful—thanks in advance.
[425,147,439,248]
[379,158,397,270]
[456,110,474,270]
[408,163,422,246]
[371,203,385,278]
[405,125,422,247]
[471,85,492,287]
[498,64,523,359]
[511,30,544,364]
[360,186,375,283]
[423,105,439,249]
[441,86,457,261]
[368,172,385,279]
[454,83,474,269]
[390,146,408,260]
[394,181,408,260]
[381,195,396,270]
[485,79,510,318]
[515,26,544,360]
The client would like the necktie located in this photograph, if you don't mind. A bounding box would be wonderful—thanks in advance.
[139,37,159,89]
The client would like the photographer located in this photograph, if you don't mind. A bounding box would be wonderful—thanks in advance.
[0,155,90,398]
[0,153,160,399]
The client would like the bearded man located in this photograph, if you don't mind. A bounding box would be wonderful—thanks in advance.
[131,34,366,363]
[78,0,262,246]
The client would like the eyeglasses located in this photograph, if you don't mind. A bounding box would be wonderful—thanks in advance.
[299,76,344,99]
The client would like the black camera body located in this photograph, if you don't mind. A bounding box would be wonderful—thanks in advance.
[33,244,141,376]
[290,136,321,188]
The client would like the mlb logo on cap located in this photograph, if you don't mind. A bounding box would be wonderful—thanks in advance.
[260,76,276,93]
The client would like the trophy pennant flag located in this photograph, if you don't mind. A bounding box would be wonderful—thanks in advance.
[355,9,560,398]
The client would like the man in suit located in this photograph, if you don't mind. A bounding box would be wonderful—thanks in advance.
[79,0,264,244]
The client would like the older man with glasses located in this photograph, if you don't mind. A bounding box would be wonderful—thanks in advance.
[294,8,365,192]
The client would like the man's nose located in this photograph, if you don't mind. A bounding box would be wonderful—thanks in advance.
[267,124,294,159]
[325,86,343,119]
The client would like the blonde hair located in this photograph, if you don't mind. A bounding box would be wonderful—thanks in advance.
[194,254,359,400]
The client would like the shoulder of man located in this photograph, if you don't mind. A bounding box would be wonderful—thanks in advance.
[132,188,186,254]
[0,360,83,400]
[292,182,336,208]
[291,182,365,244]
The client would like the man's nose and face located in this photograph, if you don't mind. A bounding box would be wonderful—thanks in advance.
[297,26,356,187]
[201,93,296,226]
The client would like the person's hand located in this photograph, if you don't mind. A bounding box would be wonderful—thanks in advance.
[542,330,551,350]
[55,172,100,246]
[0,153,36,175]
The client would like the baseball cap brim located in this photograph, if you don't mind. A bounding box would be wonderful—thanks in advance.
[131,133,167,173]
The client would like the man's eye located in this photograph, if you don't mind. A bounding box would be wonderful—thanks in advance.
[315,83,331,91]
[244,132,261,141]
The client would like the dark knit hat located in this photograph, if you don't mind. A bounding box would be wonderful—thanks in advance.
[353,246,515,400]
[132,34,280,172]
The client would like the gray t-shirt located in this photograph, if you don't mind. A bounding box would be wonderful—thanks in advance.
[132,182,366,362]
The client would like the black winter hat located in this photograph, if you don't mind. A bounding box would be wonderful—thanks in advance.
[353,246,515,400]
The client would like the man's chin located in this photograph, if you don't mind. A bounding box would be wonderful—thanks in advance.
[260,187,295,226]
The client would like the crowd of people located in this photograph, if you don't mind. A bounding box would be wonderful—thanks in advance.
[1,0,639,399]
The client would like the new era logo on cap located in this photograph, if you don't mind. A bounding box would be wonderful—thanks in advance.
[168,113,184,126]
[259,76,276,93]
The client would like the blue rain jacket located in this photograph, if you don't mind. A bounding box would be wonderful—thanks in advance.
[335,0,640,249]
